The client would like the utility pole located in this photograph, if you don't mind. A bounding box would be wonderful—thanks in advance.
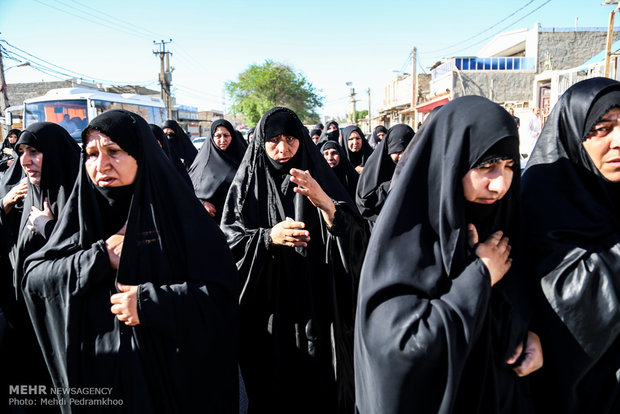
[411,46,417,129]
[0,42,9,115]
[367,88,371,131]
[350,86,357,124]
[153,39,173,119]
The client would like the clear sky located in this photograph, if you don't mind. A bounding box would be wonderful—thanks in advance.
[0,0,616,121]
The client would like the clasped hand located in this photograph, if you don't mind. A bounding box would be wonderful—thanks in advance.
[467,224,512,286]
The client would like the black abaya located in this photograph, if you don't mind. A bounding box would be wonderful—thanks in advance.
[355,96,531,414]
[339,125,373,169]
[221,107,367,413]
[23,110,239,413]
[521,77,620,414]
[320,140,359,200]
[355,123,414,225]
[162,119,198,168]
[188,119,247,224]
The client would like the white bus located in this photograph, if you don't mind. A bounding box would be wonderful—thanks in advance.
[23,88,166,140]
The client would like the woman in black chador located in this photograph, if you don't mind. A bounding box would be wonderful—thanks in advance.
[521,77,620,413]
[162,119,198,168]
[339,125,373,174]
[148,123,192,186]
[221,107,367,413]
[320,140,359,200]
[367,125,387,149]
[355,123,414,226]
[0,122,80,413]
[189,119,247,223]
[23,110,239,413]
[355,96,542,414]
[0,128,20,175]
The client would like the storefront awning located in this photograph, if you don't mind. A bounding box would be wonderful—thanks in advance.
[415,96,450,113]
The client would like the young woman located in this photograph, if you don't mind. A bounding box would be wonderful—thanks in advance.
[189,119,247,223]
[522,77,620,413]
[23,110,239,413]
[221,107,367,413]
[320,140,359,199]
[355,96,542,414]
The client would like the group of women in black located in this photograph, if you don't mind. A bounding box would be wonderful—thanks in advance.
[0,76,618,413]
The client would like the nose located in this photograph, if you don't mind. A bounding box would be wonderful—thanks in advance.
[488,174,509,195]
[95,152,110,172]
[609,125,620,148]
[20,152,30,166]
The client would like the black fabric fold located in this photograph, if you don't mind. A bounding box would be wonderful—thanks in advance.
[188,119,247,224]
[23,109,239,413]
[162,119,198,168]
[221,106,367,413]
[355,95,531,414]
[521,77,620,413]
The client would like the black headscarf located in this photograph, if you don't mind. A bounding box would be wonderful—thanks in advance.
[221,107,366,413]
[355,123,414,224]
[320,140,359,199]
[162,119,198,168]
[367,125,387,149]
[23,109,239,413]
[317,119,340,145]
[246,127,255,142]
[339,125,373,168]
[11,122,81,298]
[309,128,322,143]
[188,118,247,223]
[355,95,529,414]
[522,77,620,413]
[0,129,21,174]
[149,123,192,187]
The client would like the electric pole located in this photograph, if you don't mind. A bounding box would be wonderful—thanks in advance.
[0,42,9,115]
[153,39,173,120]
[350,86,357,124]
[367,88,371,131]
[411,46,417,129]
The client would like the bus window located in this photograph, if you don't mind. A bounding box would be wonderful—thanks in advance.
[24,99,87,132]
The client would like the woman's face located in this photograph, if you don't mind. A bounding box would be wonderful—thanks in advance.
[389,151,403,164]
[19,145,43,186]
[163,127,174,136]
[327,124,338,133]
[376,131,386,141]
[348,131,362,152]
[462,159,515,204]
[85,130,138,187]
[265,134,300,163]
[312,134,320,145]
[323,148,340,168]
[213,126,232,151]
[583,107,620,182]
[8,133,18,144]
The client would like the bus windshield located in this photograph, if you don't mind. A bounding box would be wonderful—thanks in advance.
[24,99,88,134]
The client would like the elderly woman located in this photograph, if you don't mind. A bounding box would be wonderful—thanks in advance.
[522,77,620,413]
[23,110,239,413]
[189,119,247,223]
[355,96,542,414]
[340,125,373,174]
[221,107,367,413]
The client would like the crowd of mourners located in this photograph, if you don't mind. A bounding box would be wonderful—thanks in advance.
[0,77,619,413]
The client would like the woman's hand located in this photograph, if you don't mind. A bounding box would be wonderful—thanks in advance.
[27,198,54,236]
[467,224,512,286]
[105,223,126,270]
[110,282,140,326]
[270,220,310,248]
[202,200,216,217]
[2,180,28,213]
[290,168,336,226]
[506,331,543,377]
[355,165,363,174]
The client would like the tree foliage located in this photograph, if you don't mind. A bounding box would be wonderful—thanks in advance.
[225,60,323,126]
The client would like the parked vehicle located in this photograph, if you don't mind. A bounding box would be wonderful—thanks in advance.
[192,136,207,150]
[23,88,165,142]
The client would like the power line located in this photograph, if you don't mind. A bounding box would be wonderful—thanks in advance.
[424,0,538,54]
[422,0,552,61]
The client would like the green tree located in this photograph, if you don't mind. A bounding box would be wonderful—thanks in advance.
[226,60,323,126]
[355,110,368,121]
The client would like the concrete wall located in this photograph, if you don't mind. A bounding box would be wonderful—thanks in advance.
[538,29,620,72]
[452,71,535,103]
